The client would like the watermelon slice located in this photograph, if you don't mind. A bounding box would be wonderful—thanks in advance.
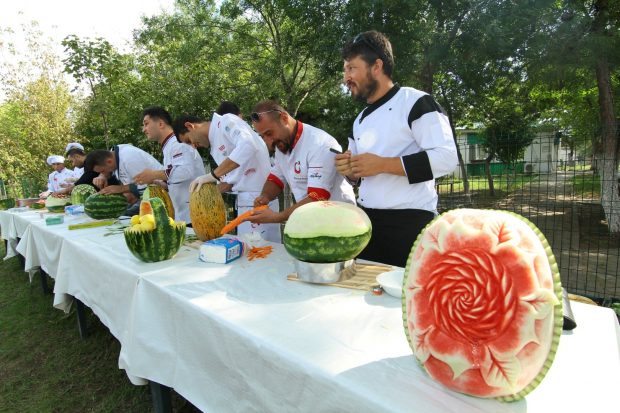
[402,209,563,401]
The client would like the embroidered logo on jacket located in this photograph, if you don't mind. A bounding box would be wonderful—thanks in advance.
[294,161,301,174]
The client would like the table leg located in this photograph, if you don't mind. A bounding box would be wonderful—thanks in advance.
[75,298,89,339]
[39,269,51,295]
[149,381,172,413]
[16,237,25,269]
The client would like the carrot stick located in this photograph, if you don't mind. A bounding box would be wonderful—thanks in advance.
[220,205,269,235]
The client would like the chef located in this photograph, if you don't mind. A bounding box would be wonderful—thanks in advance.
[173,112,281,242]
[65,142,86,179]
[134,106,205,224]
[336,30,458,267]
[248,100,355,225]
[40,155,76,197]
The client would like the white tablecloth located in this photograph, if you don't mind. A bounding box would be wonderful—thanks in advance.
[6,211,614,413]
[114,248,620,413]
[0,209,42,259]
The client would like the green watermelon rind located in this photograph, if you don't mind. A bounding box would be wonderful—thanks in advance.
[123,197,186,262]
[283,231,371,263]
[401,209,563,402]
[0,198,16,210]
[84,194,128,220]
[71,184,97,205]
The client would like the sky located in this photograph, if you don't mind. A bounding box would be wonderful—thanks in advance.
[0,0,176,100]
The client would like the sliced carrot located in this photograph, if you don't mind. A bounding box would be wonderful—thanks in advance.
[247,245,273,261]
[220,205,269,235]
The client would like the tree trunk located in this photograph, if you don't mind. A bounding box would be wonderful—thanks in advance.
[485,155,495,197]
[448,122,469,196]
[595,56,620,232]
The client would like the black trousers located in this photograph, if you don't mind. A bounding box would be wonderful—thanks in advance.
[358,207,435,268]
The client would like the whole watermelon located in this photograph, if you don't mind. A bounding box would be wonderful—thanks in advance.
[403,209,563,401]
[124,197,186,262]
[70,184,97,205]
[0,198,16,210]
[283,201,371,263]
[84,193,128,219]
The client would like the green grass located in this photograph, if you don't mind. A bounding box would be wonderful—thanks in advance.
[0,243,198,412]
[570,174,600,198]
[436,174,537,195]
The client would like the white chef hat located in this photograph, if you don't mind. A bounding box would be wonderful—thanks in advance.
[65,142,84,155]
[47,155,65,165]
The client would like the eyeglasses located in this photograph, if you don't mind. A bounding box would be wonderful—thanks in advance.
[352,33,385,61]
[250,109,281,122]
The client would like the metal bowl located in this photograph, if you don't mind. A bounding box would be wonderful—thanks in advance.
[293,259,354,284]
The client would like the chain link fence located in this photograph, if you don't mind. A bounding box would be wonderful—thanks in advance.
[438,131,619,303]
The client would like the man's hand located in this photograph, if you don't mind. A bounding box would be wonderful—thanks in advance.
[134,169,161,185]
[99,185,125,195]
[350,153,387,178]
[189,174,217,192]
[253,194,271,208]
[335,150,354,176]
[217,182,233,193]
[247,208,283,224]
[92,174,108,189]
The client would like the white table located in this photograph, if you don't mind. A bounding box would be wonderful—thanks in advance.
[6,211,610,413]
[113,248,620,413]
[0,209,42,259]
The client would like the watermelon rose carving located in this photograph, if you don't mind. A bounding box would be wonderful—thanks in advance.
[403,209,563,401]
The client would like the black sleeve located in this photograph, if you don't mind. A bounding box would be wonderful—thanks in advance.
[402,152,433,184]
[407,94,446,125]
[74,171,121,189]
[401,94,445,184]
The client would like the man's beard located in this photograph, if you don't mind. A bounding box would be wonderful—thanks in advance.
[276,140,291,154]
[352,70,379,103]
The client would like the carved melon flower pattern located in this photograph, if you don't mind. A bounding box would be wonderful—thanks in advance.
[404,210,560,398]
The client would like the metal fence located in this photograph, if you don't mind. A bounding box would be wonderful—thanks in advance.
[437,133,619,303]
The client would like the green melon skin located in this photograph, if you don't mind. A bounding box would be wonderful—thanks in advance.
[70,184,97,205]
[0,198,16,210]
[283,231,371,263]
[124,197,186,262]
[84,194,128,219]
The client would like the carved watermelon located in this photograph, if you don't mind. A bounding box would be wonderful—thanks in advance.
[124,197,186,262]
[45,194,71,213]
[70,184,97,205]
[403,209,563,401]
[283,201,371,263]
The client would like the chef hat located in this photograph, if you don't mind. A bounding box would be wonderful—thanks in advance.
[65,142,84,155]
[47,155,65,165]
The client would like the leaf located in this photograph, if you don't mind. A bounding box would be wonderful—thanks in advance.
[413,325,434,363]
[480,347,521,391]
[522,289,560,320]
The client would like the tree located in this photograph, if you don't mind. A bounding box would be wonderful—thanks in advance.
[0,22,77,197]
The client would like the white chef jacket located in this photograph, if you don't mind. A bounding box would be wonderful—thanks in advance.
[208,113,272,194]
[113,144,163,186]
[208,113,281,242]
[268,122,355,204]
[349,85,458,211]
[47,168,77,192]
[162,134,205,224]
[73,167,84,179]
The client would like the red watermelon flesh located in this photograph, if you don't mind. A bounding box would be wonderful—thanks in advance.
[403,209,563,401]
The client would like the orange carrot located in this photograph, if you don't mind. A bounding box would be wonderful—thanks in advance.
[220,205,269,235]
[247,245,273,260]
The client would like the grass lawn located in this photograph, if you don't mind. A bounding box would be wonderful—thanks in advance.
[0,243,197,412]
[570,174,601,198]
[436,174,537,195]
